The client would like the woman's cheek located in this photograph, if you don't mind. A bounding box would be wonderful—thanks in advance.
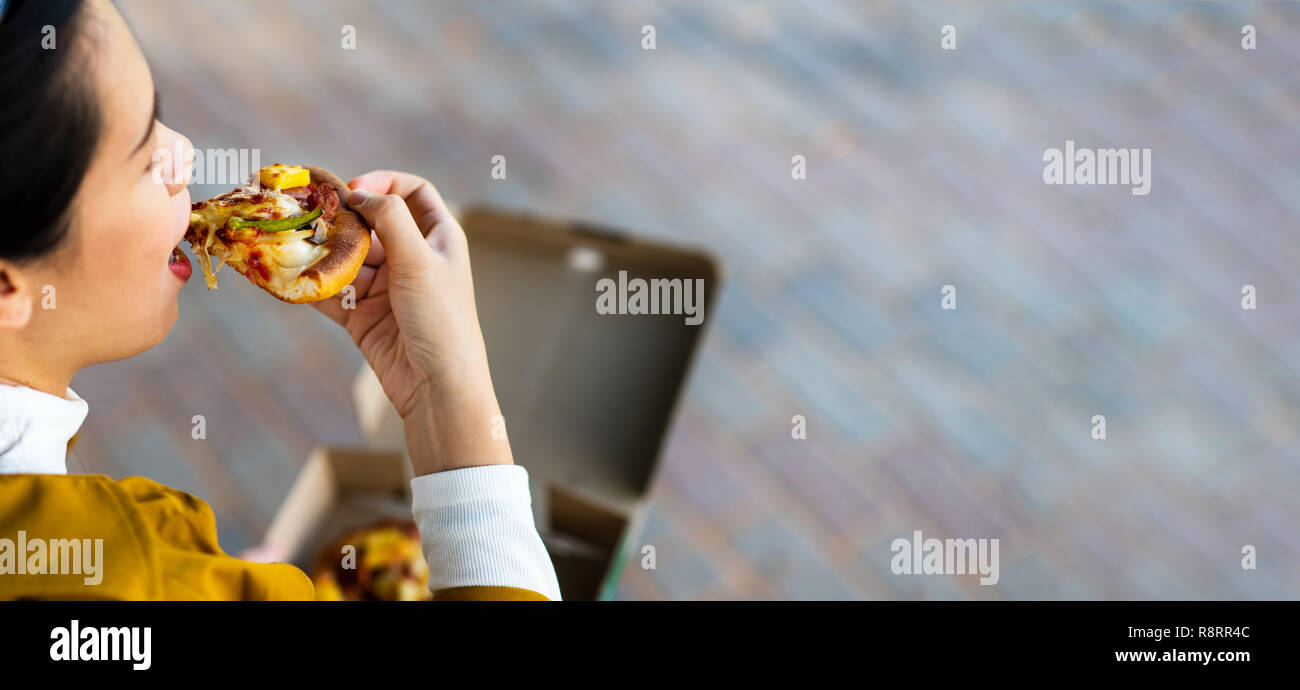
[122,179,184,298]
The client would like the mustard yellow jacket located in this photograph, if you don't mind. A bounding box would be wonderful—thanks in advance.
[0,474,547,601]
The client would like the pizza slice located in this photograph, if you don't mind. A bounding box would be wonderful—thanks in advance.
[311,519,432,601]
[186,164,371,304]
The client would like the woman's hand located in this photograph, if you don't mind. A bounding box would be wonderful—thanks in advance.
[312,170,511,476]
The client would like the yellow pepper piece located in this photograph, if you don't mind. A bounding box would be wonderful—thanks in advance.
[259,164,310,191]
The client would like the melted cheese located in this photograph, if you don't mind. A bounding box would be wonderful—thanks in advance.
[188,187,328,292]
[274,238,324,269]
[190,190,305,233]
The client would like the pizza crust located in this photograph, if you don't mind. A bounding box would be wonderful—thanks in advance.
[281,166,371,304]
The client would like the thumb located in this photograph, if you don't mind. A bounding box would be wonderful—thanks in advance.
[347,189,433,272]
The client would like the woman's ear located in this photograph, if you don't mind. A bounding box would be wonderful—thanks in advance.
[0,266,34,330]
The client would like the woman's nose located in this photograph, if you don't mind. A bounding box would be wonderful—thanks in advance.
[163,129,194,196]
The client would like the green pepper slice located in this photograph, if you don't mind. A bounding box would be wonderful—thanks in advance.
[228,207,323,233]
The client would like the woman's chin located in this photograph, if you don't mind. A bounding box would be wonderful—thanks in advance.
[136,299,182,355]
[98,313,177,364]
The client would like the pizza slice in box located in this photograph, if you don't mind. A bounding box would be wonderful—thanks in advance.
[311,519,432,602]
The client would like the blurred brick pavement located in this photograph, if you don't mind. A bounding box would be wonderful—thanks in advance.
[70,1,1300,599]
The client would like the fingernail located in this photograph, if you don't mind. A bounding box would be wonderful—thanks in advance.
[348,189,372,206]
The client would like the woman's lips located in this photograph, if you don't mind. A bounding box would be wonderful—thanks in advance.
[168,245,192,282]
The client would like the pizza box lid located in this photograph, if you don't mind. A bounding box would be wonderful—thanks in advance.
[354,205,722,515]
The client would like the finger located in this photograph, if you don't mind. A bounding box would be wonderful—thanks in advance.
[346,189,434,274]
[347,170,453,232]
[311,264,377,325]
[348,171,466,262]
[361,229,385,268]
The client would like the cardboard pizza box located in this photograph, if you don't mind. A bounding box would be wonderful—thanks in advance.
[262,447,414,576]
[262,445,629,601]
[348,205,721,599]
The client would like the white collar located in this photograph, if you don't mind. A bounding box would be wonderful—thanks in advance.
[0,384,88,475]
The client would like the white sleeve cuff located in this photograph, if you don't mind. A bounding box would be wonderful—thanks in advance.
[410,464,562,601]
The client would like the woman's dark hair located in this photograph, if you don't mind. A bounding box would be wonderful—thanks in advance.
[0,0,98,264]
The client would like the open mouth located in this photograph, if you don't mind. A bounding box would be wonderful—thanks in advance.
[168,244,192,281]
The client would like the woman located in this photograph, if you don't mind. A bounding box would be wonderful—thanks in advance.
[0,0,560,600]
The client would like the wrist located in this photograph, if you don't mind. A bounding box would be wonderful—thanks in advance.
[401,388,514,476]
